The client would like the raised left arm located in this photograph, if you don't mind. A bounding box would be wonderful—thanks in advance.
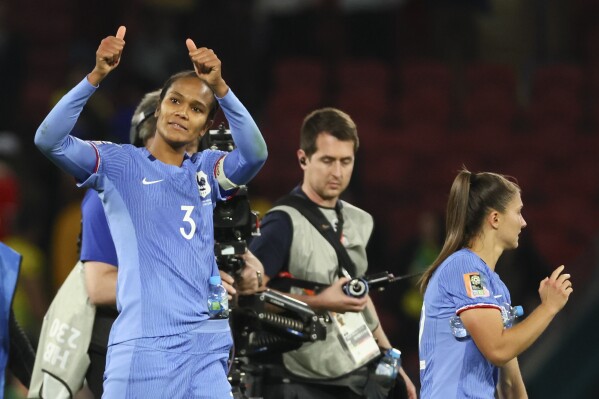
[217,89,267,185]
[185,39,267,186]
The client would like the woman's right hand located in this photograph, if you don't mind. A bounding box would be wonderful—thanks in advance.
[88,26,126,86]
[538,265,573,315]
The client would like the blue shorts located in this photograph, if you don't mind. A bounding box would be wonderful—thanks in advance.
[103,319,233,399]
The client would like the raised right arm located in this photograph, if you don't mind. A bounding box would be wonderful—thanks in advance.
[34,26,126,182]
[34,77,99,182]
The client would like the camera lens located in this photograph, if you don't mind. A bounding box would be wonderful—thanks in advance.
[342,278,369,298]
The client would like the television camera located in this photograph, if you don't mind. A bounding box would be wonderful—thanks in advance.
[203,124,327,398]
[202,123,259,274]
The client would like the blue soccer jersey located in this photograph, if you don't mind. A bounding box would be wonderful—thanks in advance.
[81,144,227,343]
[419,248,512,399]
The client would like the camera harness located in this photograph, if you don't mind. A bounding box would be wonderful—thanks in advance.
[273,193,382,374]
[275,193,358,279]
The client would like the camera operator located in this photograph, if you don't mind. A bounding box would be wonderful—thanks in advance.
[249,108,416,399]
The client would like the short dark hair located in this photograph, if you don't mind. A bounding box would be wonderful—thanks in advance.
[300,107,359,158]
[158,70,219,121]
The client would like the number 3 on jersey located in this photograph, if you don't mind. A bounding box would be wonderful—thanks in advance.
[180,205,196,239]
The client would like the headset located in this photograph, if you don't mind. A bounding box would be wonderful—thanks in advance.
[129,106,156,147]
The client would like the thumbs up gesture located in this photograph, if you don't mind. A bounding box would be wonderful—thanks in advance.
[88,26,126,86]
[186,39,229,98]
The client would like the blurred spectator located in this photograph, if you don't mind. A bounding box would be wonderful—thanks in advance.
[0,160,47,399]
[0,160,49,341]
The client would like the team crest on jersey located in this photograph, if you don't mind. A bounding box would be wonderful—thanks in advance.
[196,171,211,198]
[463,272,490,298]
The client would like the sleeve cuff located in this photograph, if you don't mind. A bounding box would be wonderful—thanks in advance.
[456,303,501,316]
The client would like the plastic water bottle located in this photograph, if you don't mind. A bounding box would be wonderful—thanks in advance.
[502,303,524,328]
[450,304,524,338]
[207,275,229,319]
[449,315,469,338]
[373,348,401,390]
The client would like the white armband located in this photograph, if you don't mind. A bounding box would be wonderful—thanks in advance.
[215,155,238,191]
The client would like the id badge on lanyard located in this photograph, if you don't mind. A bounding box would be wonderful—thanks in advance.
[331,311,380,366]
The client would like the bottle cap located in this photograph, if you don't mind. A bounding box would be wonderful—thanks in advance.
[388,348,402,359]
[209,275,222,285]
[513,305,524,317]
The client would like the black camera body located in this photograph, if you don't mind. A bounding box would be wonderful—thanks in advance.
[202,123,259,275]
[213,185,259,275]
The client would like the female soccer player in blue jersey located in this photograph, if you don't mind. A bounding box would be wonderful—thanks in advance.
[417,168,572,399]
[35,26,267,398]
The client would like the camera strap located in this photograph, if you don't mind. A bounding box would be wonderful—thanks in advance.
[275,194,358,278]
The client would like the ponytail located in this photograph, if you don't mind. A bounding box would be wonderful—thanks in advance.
[418,169,471,293]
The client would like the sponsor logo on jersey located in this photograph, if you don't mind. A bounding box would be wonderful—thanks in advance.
[142,178,164,185]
